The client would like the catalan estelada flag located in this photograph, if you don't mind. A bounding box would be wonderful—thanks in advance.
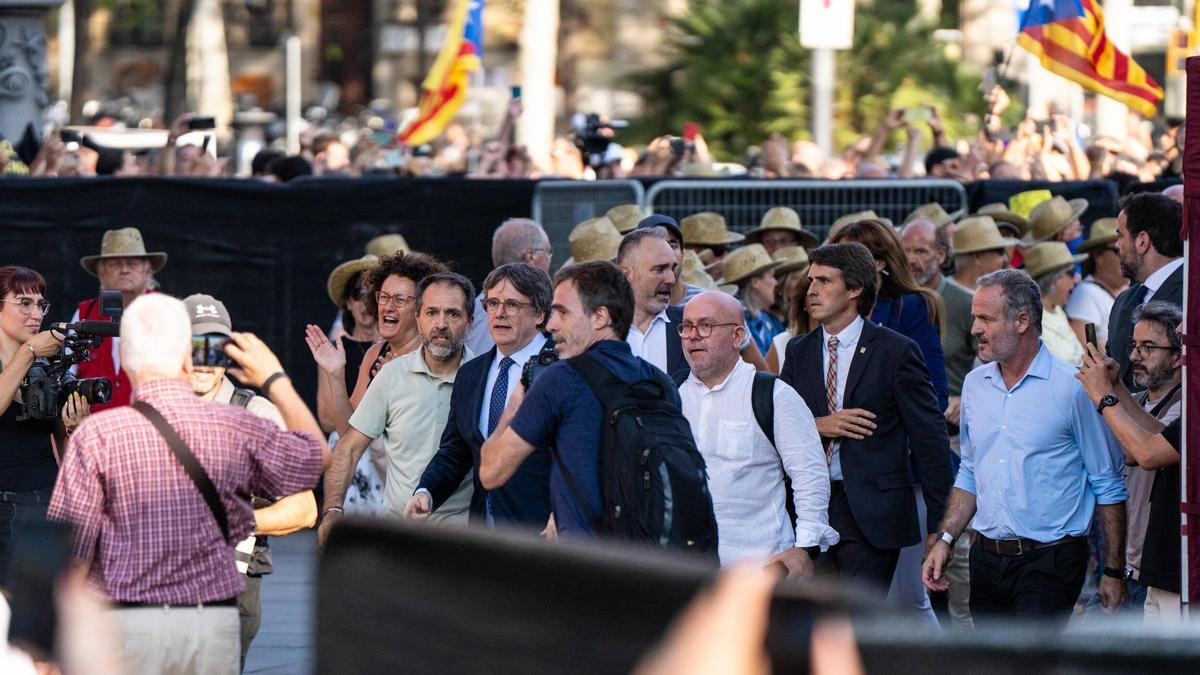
[1017,0,1163,117]
[399,0,484,145]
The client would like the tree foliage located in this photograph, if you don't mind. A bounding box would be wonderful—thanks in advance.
[629,0,996,161]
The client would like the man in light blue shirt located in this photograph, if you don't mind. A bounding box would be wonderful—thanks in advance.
[923,269,1128,623]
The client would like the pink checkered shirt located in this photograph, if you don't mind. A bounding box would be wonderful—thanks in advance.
[48,378,322,604]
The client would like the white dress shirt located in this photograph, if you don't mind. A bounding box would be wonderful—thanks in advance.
[477,334,546,438]
[626,309,671,373]
[1143,257,1183,302]
[820,315,864,481]
[680,360,839,565]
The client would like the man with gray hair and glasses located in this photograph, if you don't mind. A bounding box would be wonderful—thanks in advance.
[922,269,1128,625]
[467,218,553,355]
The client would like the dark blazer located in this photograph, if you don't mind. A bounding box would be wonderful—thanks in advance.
[664,304,691,386]
[780,320,954,550]
[1107,264,1183,389]
[417,340,552,528]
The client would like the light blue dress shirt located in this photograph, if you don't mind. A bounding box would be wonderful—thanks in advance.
[955,344,1127,542]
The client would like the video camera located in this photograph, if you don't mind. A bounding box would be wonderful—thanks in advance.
[520,340,559,390]
[18,291,121,421]
[571,113,628,168]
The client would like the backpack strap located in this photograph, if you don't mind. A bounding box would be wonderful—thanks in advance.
[131,401,231,542]
[229,388,256,409]
[751,371,777,447]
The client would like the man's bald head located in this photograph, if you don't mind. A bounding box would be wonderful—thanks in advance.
[681,291,746,385]
[1162,183,1184,204]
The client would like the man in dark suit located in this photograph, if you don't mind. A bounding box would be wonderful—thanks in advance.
[781,243,954,590]
[1108,192,1183,389]
[406,263,553,529]
[618,227,691,384]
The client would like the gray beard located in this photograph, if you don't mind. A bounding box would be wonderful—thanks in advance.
[423,334,464,361]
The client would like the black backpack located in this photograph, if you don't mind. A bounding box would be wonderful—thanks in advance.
[750,371,799,530]
[557,353,718,558]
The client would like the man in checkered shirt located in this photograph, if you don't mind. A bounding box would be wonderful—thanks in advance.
[49,294,328,675]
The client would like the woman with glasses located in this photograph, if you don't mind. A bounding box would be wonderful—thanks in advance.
[1065,218,1128,353]
[0,266,86,585]
[1024,242,1087,367]
[305,252,448,512]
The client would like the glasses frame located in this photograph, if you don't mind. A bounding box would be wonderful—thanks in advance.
[376,291,414,309]
[676,320,740,338]
[483,297,534,315]
[1,298,51,316]
[1130,342,1178,359]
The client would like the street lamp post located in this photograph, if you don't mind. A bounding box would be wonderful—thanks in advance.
[0,0,65,155]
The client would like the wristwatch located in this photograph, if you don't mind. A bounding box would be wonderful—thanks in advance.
[1102,566,1125,581]
[937,531,956,547]
[1096,393,1119,414]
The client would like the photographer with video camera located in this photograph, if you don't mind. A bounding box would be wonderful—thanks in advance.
[0,266,84,587]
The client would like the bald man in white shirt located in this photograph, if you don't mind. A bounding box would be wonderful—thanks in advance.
[678,291,838,576]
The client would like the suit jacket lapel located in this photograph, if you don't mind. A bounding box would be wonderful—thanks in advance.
[467,347,496,447]
[843,321,876,404]
[804,332,828,416]
[665,305,687,376]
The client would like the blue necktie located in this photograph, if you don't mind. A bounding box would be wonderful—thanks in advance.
[1135,284,1150,307]
[485,356,515,526]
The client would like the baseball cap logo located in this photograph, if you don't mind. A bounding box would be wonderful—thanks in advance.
[195,304,220,318]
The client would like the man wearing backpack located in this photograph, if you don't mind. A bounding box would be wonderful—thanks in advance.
[184,294,319,669]
[678,291,837,575]
[480,261,716,554]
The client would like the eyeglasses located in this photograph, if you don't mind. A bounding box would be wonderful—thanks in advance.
[376,291,414,309]
[349,287,369,301]
[483,298,534,315]
[1130,342,1177,358]
[677,320,739,338]
[526,246,553,257]
[2,298,50,316]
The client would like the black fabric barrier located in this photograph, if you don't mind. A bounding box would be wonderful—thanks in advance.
[964,179,1121,228]
[0,177,536,403]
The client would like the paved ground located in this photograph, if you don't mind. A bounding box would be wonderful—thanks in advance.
[243,530,317,674]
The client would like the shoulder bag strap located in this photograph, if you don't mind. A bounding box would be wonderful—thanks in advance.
[751,371,777,447]
[1149,383,1183,418]
[131,401,231,541]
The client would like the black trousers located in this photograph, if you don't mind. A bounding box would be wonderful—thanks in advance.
[816,491,900,593]
[238,574,263,671]
[969,537,1088,625]
[0,488,52,588]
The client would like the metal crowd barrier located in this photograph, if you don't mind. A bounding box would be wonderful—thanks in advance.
[531,179,645,267]
[644,179,969,241]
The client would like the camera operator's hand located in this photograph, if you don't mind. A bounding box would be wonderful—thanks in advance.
[224,332,285,391]
[25,330,65,358]
[61,391,91,433]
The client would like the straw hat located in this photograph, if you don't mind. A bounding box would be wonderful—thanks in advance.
[826,210,894,243]
[1075,217,1120,255]
[903,202,957,228]
[80,228,168,276]
[680,249,717,290]
[606,204,644,233]
[772,245,809,276]
[681,212,744,246]
[717,244,780,285]
[327,254,379,306]
[744,207,819,249]
[563,217,622,266]
[1022,242,1086,279]
[1026,195,1087,243]
[952,216,1020,254]
[366,233,411,258]
[977,203,1030,239]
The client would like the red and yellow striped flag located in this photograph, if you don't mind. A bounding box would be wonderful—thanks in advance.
[399,0,484,145]
[1017,0,1163,117]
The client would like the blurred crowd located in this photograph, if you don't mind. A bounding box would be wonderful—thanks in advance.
[0,87,1183,185]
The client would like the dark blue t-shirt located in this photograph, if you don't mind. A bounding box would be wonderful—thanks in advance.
[510,340,680,538]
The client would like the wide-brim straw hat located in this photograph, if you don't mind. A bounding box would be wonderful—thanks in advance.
[366,233,411,258]
[976,203,1031,239]
[1022,241,1087,279]
[1026,195,1088,243]
[826,210,894,243]
[952,216,1020,254]
[903,202,958,228]
[606,204,644,233]
[1075,217,1120,255]
[772,245,809,276]
[744,207,820,249]
[327,254,379,306]
[680,249,717,290]
[81,227,168,276]
[681,212,744,246]
[567,216,622,264]
[717,244,780,285]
